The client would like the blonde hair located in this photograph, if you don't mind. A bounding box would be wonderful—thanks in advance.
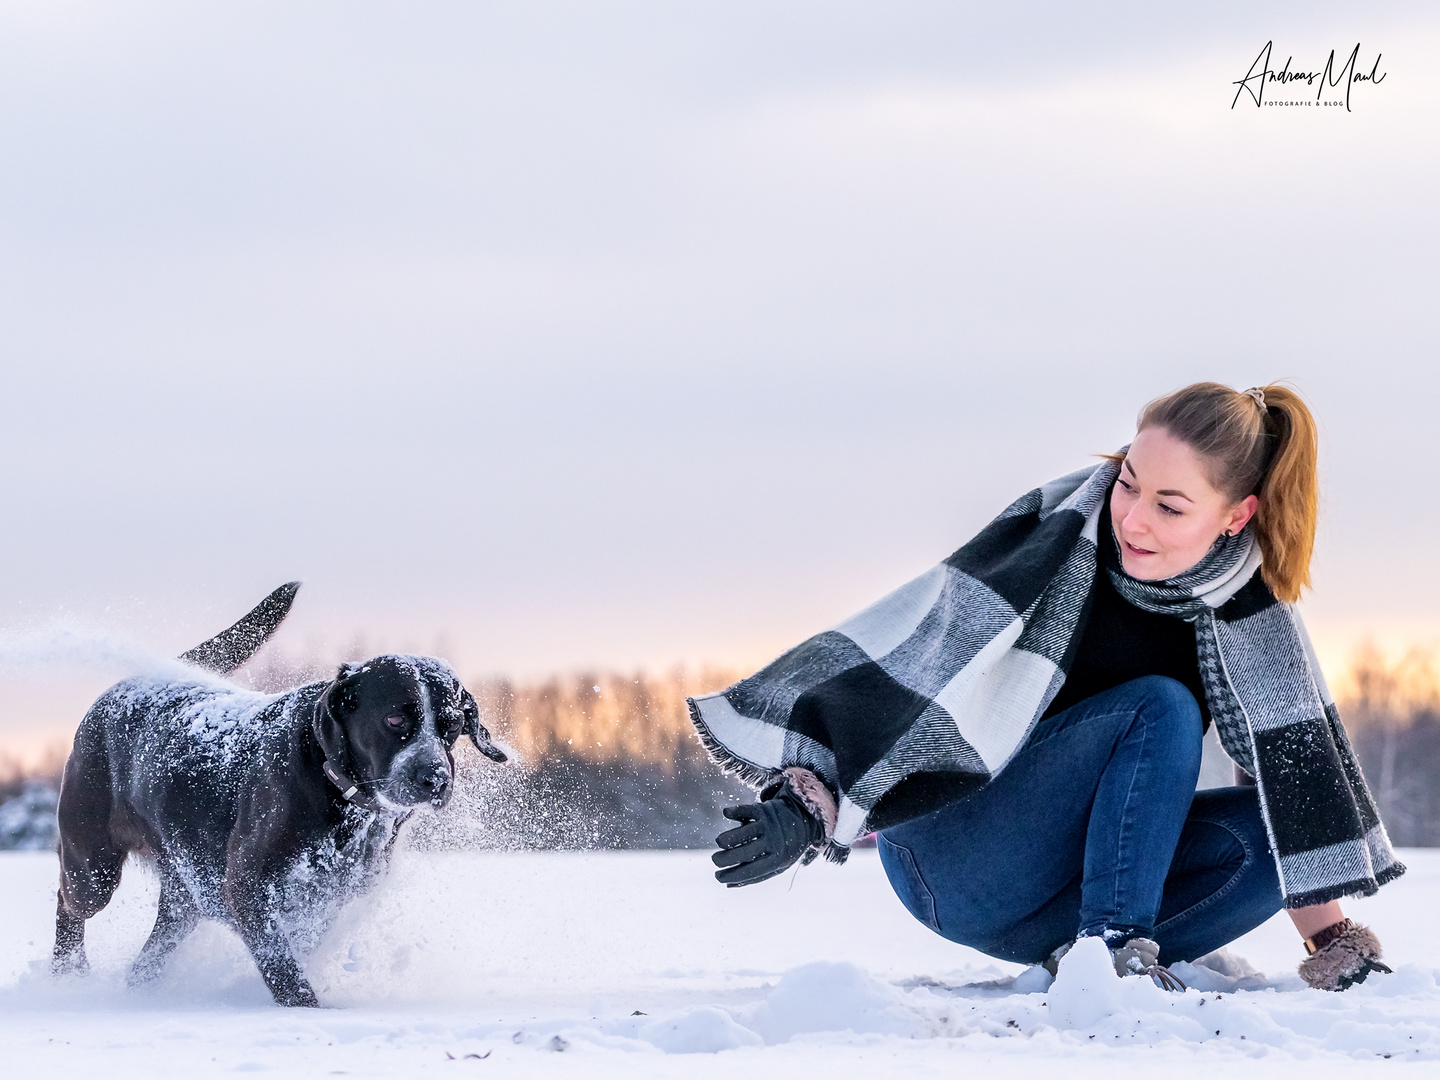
[1136,382,1319,604]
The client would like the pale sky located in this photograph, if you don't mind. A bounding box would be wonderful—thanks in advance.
[2,2,1438,753]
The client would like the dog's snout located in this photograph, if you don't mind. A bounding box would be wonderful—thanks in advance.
[410,763,452,806]
[421,769,450,794]
[386,743,455,808]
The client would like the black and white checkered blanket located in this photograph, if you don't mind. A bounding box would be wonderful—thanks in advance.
[689,458,1403,907]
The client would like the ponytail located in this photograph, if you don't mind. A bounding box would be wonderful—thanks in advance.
[1251,386,1319,603]
[1137,382,1319,604]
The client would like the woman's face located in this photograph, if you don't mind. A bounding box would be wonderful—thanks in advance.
[1111,426,1258,581]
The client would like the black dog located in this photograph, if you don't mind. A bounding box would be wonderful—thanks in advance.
[52,584,507,1006]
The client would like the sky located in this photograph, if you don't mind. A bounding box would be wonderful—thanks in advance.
[2,2,1438,755]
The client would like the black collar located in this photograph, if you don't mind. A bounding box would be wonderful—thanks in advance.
[321,758,382,812]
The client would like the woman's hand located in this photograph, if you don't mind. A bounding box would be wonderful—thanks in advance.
[711,782,825,887]
[1290,905,1391,991]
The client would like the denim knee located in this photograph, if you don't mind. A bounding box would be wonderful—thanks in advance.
[1127,675,1203,766]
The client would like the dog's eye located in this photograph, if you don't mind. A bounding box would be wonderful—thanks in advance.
[385,715,407,731]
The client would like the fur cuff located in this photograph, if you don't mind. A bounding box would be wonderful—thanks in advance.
[1298,923,1388,991]
[779,767,838,842]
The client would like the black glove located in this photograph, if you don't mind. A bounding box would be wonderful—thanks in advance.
[711,781,824,887]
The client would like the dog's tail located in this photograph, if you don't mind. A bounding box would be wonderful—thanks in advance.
[178,582,301,675]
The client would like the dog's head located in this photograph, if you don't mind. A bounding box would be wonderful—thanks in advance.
[313,655,507,811]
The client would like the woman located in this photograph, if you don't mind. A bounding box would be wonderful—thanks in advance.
[690,382,1401,991]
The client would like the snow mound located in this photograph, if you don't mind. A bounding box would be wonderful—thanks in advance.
[1173,947,1272,992]
[1050,935,1131,1026]
[745,961,921,1042]
[636,1006,763,1053]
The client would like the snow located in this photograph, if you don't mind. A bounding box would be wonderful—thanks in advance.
[2,847,1437,1077]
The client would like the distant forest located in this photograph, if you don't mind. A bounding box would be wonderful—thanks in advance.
[7,648,1440,849]
[409,666,755,851]
[1339,645,1440,847]
[418,648,1440,851]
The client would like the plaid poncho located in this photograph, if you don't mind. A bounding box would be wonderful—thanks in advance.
[689,459,1403,908]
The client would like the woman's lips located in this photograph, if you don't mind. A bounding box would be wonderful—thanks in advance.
[1123,540,1156,557]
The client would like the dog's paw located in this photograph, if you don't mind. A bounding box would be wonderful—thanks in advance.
[51,950,90,977]
[274,983,322,1008]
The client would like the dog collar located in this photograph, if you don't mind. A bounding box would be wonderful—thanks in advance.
[322,759,381,811]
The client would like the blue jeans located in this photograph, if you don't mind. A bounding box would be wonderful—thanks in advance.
[878,676,1283,965]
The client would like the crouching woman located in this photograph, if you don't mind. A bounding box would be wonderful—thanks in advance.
[689,382,1401,991]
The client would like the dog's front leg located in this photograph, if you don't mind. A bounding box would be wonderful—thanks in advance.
[225,876,320,1008]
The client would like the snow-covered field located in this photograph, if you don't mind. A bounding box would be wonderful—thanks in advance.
[3,847,1437,1077]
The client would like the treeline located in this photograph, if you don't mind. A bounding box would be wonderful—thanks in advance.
[409,666,754,851]
[9,646,1440,851]
[1338,645,1440,847]
[0,745,65,803]
[426,651,1440,851]
[0,747,65,850]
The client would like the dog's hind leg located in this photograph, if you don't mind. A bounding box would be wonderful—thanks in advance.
[54,846,124,975]
[53,893,90,975]
[53,728,128,976]
[127,869,200,988]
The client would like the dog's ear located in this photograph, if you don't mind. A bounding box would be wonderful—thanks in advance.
[314,664,362,764]
[459,688,507,763]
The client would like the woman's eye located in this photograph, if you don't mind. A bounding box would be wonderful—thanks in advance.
[1158,503,1181,517]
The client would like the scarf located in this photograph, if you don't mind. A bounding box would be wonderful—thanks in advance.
[688,457,1403,908]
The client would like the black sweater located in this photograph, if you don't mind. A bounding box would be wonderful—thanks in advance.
[1040,494,1211,727]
